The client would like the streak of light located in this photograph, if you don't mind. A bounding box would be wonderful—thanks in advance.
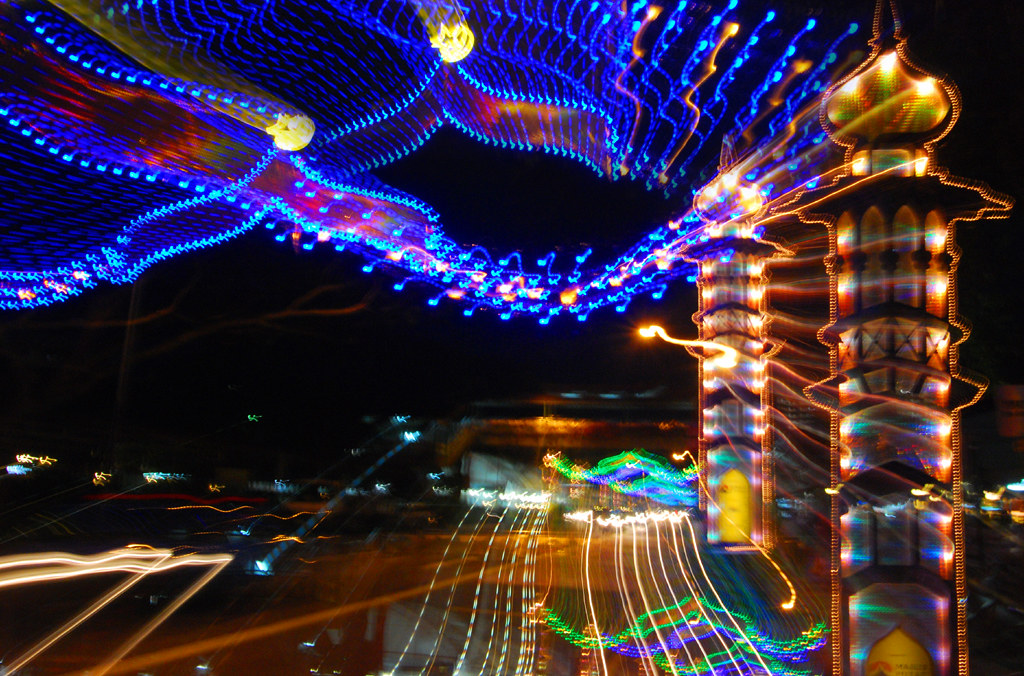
[484,508,527,675]
[583,513,609,675]
[638,325,739,368]
[659,22,741,181]
[665,517,737,672]
[515,509,545,676]
[613,5,664,175]
[650,519,702,669]
[566,509,688,528]
[678,515,773,672]
[388,507,479,672]
[266,535,306,544]
[5,550,173,673]
[453,506,511,676]
[0,548,228,588]
[671,451,698,464]
[165,504,255,513]
[758,159,918,227]
[89,556,233,676]
[464,487,551,509]
[615,522,658,674]
[630,522,679,676]
[422,507,493,674]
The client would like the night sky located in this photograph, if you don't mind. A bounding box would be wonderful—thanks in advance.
[0,1,1020,473]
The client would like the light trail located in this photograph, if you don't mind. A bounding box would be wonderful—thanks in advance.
[582,513,610,675]
[388,506,480,672]
[615,522,659,674]
[631,522,680,676]
[4,550,173,673]
[667,517,744,673]
[495,510,534,675]
[89,556,233,676]
[421,505,493,675]
[515,509,545,676]
[650,518,705,670]
[0,547,232,674]
[660,22,741,180]
[165,504,255,513]
[0,548,230,588]
[614,5,665,175]
[96,557,524,675]
[452,506,510,675]
[642,519,694,673]
[477,507,525,675]
[639,325,739,368]
[678,514,773,673]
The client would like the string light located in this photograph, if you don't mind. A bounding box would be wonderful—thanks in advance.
[2,1,865,318]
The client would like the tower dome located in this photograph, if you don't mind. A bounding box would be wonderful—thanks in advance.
[820,0,960,177]
[693,171,764,227]
[825,49,953,145]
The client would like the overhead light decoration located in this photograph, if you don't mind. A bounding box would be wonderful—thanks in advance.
[265,114,315,151]
[429,21,475,63]
[0,1,880,319]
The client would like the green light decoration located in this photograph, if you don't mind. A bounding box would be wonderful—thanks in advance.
[542,601,827,675]
[544,449,699,507]
[541,448,827,673]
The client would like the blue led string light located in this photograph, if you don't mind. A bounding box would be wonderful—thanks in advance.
[2,0,862,317]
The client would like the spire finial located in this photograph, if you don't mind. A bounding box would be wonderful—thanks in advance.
[871,0,904,48]
[718,133,737,172]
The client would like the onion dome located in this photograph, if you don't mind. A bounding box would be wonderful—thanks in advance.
[825,49,953,146]
[693,171,764,225]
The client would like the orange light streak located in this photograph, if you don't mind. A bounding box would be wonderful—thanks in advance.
[4,550,174,673]
[89,556,232,676]
[613,6,664,176]
[166,504,254,513]
[659,23,740,182]
[89,562,528,675]
[583,514,609,675]
[631,522,680,676]
[638,324,739,368]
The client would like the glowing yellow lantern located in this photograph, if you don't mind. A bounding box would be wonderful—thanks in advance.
[265,114,315,151]
[429,22,475,63]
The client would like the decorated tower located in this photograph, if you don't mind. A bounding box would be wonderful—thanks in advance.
[798,3,1013,674]
[684,151,790,550]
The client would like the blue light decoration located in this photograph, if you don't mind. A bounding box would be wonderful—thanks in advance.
[0,0,862,315]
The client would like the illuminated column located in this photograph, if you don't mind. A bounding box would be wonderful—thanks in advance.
[801,4,1012,674]
[684,168,788,550]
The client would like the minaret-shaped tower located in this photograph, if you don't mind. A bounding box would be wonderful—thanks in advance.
[800,2,1013,673]
[683,146,790,550]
